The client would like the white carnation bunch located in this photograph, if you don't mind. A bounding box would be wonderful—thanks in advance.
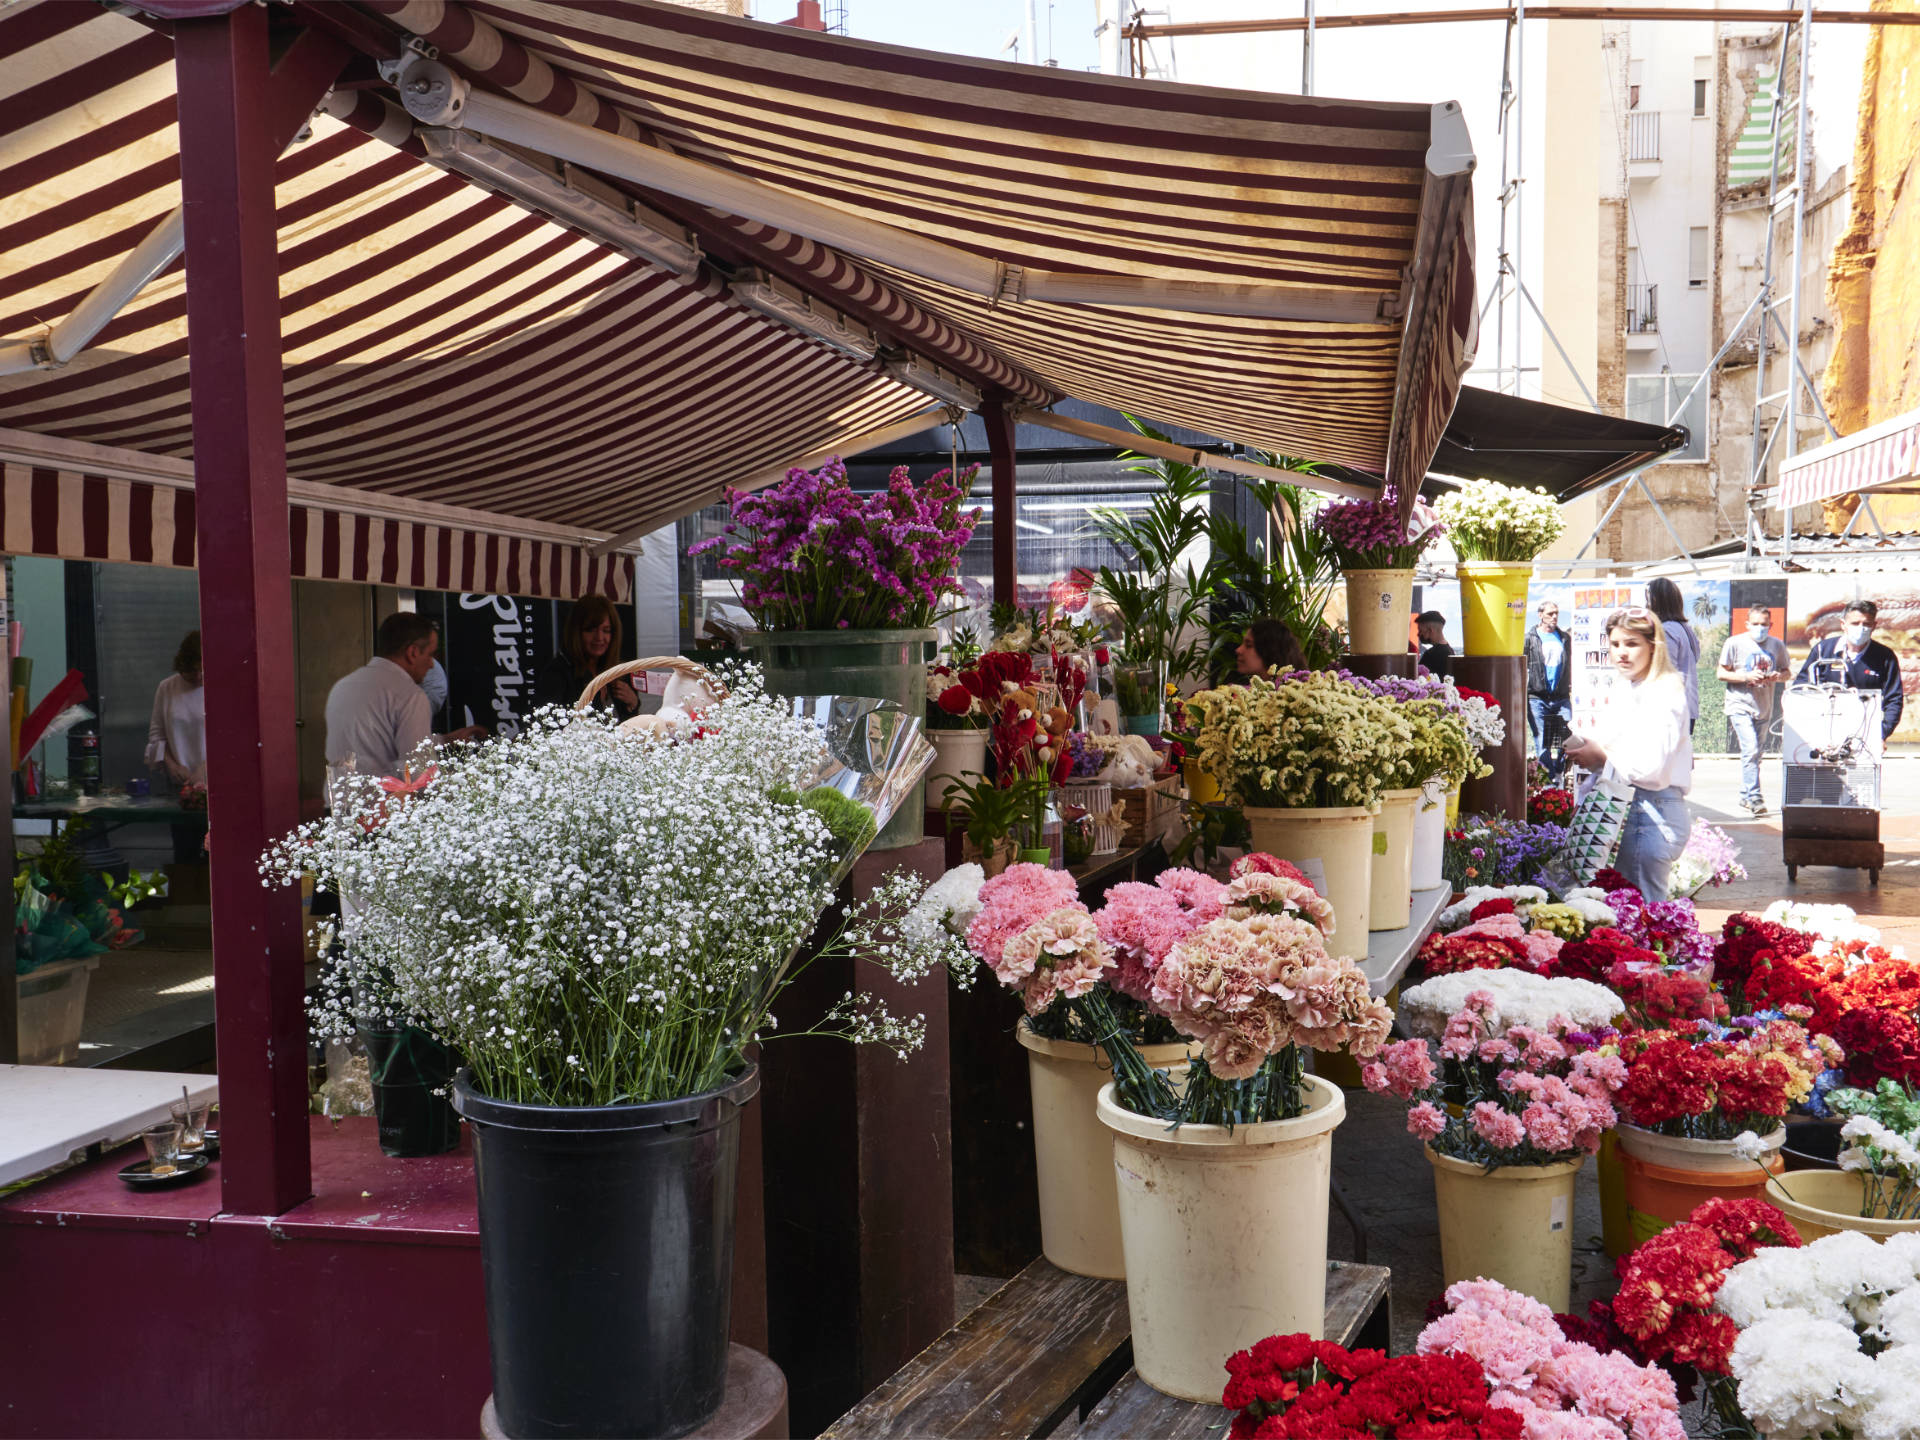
[1437,884,1549,932]
[1399,969,1621,1037]
[1560,887,1621,929]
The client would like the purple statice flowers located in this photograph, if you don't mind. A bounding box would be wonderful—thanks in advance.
[689,458,981,632]
[1310,486,1444,569]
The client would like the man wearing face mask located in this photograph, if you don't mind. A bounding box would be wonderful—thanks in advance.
[1795,600,1905,742]
[1717,606,1789,815]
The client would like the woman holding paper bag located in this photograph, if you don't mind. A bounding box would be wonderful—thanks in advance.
[1561,608,1692,901]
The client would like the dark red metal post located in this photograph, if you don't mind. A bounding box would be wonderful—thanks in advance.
[175,6,312,1217]
[984,399,1018,607]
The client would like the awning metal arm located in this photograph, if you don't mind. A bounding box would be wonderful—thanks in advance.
[1010,407,1373,500]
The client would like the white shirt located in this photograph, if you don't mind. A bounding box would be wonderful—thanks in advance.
[1589,670,1692,794]
[422,658,448,715]
[325,657,432,779]
[145,673,206,782]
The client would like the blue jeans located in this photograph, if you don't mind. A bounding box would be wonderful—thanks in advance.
[1616,786,1690,902]
[1728,711,1764,806]
[1528,697,1572,777]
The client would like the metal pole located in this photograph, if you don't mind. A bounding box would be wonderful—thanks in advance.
[1517,278,1601,410]
[1745,22,1793,558]
[174,6,317,1217]
[1494,16,1516,392]
[1515,0,1526,397]
[1303,0,1316,93]
[1781,0,1815,561]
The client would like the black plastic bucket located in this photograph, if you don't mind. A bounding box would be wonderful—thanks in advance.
[453,1066,759,1440]
[361,1026,461,1157]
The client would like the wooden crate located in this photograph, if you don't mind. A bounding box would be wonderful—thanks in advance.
[1114,776,1181,848]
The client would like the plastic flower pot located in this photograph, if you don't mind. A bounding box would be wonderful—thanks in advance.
[1019,1027,1195,1279]
[1017,846,1053,866]
[925,729,988,809]
[1181,758,1222,807]
[1241,804,1378,961]
[1445,781,1462,828]
[1343,568,1414,655]
[1618,1140,1785,1245]
[1764,1170,1920,1244]
[453,1066,759,1440]
[1410,778,1449,892]
[1369,788,1421,931]
[1099,1075,1345,1402]
[1597,1132,1634,1260]
[1428,1149,1584,1314]
[360,1025,460,1158]
[1457,562,1535,656]
[741,627,937,850]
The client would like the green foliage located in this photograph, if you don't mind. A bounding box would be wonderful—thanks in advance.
[1204,468,1343,674]
[940,770,1051,854]
[1092,418,1216,685]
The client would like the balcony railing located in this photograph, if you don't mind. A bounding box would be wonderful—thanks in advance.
[1626,283,1658,334]
[1629,110,1661,163]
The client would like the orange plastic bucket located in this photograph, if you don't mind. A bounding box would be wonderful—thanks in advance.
[1620,1148,1784,1246]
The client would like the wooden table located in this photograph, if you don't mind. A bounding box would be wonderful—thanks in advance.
[820,1257,1390,1440]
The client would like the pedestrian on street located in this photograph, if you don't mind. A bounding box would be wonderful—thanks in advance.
[1563,607,1693,901]
[1523,600,1572,778]
[1794,599,1905,743]
[1646,578,1701,736]
[1717,604,1789,815]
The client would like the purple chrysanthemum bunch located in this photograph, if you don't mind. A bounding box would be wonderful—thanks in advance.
[1311,487,1445,569]
[690,459,981,632]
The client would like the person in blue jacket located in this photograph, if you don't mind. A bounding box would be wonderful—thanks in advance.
[1794,599,1906,742]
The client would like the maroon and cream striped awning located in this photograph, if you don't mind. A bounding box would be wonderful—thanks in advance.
[1778,406,1920,511]
[0,0,1476,581]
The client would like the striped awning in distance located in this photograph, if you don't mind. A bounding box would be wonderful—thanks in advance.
[0,0,1477,583]
[1778,406,1920,512]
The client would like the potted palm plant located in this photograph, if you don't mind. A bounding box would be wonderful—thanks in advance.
[692,457,979,848]
[269,674,966,1440]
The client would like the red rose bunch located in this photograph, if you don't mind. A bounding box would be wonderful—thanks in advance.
[1599,1197,1799,1379]
[1528,787,1575,826]
[1222,1333,1524,1440]
[1831,1006,1920,1088]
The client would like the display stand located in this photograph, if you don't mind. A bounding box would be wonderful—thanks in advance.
[1343,653,1416,682]
[1453,655,1527,821]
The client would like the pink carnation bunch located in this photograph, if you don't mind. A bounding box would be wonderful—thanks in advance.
[1091,867,1229,1003]
[1153,867,1229,924]
[1153,915,1391,1080]
[1223,870,1336,937]
[1418,1281,1684,1440]
[999,907,1113,1016]
[966,864,1080,973]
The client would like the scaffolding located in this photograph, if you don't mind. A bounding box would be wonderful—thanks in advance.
[1121,3,1915,570]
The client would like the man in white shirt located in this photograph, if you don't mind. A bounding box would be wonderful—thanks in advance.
[325,614,481,779]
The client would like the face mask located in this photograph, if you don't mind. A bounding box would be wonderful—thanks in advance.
[1748,622,1771,636]
[1846,624,1871,648]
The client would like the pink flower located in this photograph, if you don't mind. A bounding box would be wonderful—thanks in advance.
[1464,989,1499,1016]
[1361,1061,1388,1091]
[1092,882,1200,1000]
[1223,870,1335,936]
[1473,1101,1526,1149]
[1383,1039,1438,1094]
[999,907,1112,1015]
[1153,867,1229,923]
[1408,1100,1448,1140]
[966,864,1080,972]
[1480,1037,1520,1065]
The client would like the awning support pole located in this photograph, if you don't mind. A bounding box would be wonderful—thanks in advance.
[175,8,336,1218]
[984,401,1018,607]
[1544,468,1645,575]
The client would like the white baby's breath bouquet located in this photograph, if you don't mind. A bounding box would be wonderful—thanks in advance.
[265,677,969,1109]
[1181,671,1413,810]
[1435,479,1566,563]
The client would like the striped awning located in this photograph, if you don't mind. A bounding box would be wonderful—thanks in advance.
[0,430,634,600]
[1778,406,1920,511]
[0,0,1476,574]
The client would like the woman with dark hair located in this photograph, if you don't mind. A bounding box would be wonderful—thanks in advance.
[146,630,207,862]
[1645,577,1701,733]
[535,596,639,717]
[1234,618,1306,679]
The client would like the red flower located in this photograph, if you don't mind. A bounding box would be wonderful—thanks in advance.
[1609,1199,1798,1378]
[1832,1006,1920,1088]
[936,684,975,717]
[1222,1336,1521,1439]
[1455,685,1502,713]
[1470,897,1518,923]
[1591,867,1634,895]
[1093,646,1111,667]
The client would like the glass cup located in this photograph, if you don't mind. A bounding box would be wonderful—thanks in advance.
[141,1122,184,1176]
[169,1099,212,1154]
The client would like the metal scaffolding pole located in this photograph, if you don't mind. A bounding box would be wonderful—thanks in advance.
[1780,0,1816,562]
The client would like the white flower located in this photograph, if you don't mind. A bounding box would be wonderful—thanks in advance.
[1560,887,1621,929]
[1762,900,1882,948]
[1399,969,1621,1037]
[1438,884,1548,931]
[1731,1130,1770,1162]
[903,864,986,946]
[1730,1314,1880,1438]
[1859,1343,1920,1440]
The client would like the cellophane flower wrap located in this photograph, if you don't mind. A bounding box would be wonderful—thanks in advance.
[1221,1331,1525,1440]
[1434,478,1568,563]
[1182,670,1414,810]
[689,458,979,631]
[274,682,971,1108]
[1365,987,1625,1168]
[1713,1228,1920,1440]
[1311,485,1444,569]
[1667,820,1747,898]
[1416,1279,1685,1439]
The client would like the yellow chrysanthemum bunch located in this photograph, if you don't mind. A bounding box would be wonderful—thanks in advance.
[1184,672,1414,811]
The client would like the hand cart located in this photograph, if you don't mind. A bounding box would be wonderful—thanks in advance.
[1780,683,1884,885]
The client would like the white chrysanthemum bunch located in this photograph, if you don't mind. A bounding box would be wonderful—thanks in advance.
[1400,969,1622,1039]
[1182,671,1414,810]
[1434,478,1567,563]
[264,685,971,1108]
[1718,1231,1920,1440]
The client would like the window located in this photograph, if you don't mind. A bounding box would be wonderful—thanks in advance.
[1628,60,1644,110]
[1694,78,1709,116]
[1626,373,1708,462]
[1688,227,1710,288]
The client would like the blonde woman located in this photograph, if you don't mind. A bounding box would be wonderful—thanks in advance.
[1562,607,1693,900]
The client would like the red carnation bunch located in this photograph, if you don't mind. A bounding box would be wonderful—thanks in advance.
[1470,897,1518,923]
[1739,949,1845,1034]
[1614,1020,1821,1136]
[1550,927,1662,986]
[1222,1334,1524,1440]
[1417,927,1536,977]
[1592,868,1634,895]
[1831,1006,1920,1088]
[1528,787,1575,826]
[1834,953,1920,1015]
[1713,914,1816,995]
[1611,965,1729,1031]
[1599,1197,1799,1380]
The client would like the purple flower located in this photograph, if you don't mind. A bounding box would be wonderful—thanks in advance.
[1310,486,1444,568]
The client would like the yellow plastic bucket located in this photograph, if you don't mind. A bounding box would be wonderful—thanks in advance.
[1181,758,1222,806]
[1458,562,1535,655]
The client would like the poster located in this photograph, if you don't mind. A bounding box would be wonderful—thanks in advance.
[441,593,561,739]
[1784,575,1920,748]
